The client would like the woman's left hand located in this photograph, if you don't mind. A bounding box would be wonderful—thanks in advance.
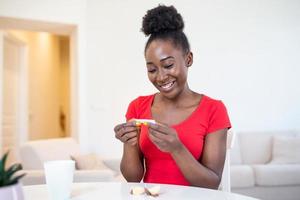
[147,122,183,153]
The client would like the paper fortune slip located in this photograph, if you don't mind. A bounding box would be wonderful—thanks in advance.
[135,119,156,126]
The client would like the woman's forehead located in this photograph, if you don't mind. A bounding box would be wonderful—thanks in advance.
[145,40,182,60]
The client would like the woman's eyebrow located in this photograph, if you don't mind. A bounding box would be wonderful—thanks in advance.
[160,56,174,62]
[146,61,153,65]
[146,56,174,65]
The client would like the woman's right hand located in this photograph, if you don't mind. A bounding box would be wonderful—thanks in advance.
[114,121,139,146]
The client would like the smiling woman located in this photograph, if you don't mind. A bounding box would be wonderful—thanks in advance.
[114,5,231,189]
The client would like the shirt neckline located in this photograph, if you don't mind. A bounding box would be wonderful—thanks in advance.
[148,93,206,128]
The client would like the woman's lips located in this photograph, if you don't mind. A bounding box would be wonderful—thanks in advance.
[159,81,175,92]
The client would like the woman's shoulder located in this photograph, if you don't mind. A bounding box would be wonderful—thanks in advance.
[129,94,155,107]
[202,94,221,103]
[126,94,155,119]
[200,94,231,133]
[201,94,226,109]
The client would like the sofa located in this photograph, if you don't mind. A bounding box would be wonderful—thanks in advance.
[230,130,300,200]
[18,138,118,185]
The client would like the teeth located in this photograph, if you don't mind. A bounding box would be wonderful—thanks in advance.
[161,82,174,89]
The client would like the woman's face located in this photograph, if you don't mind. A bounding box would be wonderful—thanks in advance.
[145,39,192,100]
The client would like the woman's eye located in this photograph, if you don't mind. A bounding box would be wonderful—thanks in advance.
[148,69,156,73]
[164,64,174,69]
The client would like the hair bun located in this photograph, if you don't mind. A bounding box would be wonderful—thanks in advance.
[142,5,184,36]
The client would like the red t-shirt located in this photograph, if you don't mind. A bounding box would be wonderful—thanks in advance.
[125,94,231,186]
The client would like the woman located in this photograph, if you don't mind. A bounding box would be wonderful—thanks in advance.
[114,5,231,189]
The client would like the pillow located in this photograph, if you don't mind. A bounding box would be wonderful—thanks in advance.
[70,153,109,170]
[270,136,300,164]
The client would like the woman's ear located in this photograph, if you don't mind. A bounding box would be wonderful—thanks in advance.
[185,52,193,67]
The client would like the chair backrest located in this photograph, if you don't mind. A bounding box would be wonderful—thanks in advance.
[220,129,235,192]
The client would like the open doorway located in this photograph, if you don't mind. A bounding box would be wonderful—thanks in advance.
[0,17,77,163]
[5,30,71,140]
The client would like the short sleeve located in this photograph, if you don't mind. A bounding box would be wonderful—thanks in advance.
[207,101,231,134]
[125,98,139,121]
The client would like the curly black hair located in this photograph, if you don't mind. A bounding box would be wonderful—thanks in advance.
[142,5,190,54]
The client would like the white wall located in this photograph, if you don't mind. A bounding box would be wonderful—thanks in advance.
[0,0,84,24]
[86,0,300,158]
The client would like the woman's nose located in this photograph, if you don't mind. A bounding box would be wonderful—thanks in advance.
[157,69,168,82]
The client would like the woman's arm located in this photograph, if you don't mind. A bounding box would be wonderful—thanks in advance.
[148,122,227,188]
[120,143,144,182]
[114,122,144,182]
[171,129,227,188]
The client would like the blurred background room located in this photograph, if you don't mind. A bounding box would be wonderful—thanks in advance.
[0,0,299,200]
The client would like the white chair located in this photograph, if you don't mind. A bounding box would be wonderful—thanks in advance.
[220,129,235,192]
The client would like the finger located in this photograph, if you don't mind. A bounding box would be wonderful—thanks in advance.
[148,132,164,144]
[148,134,167,152]
[127,137,138,146]
[116,126,139,139]
[121,126,139,136]
[115,128,134,140]
[118,130,137,142]
[114,123,127,133]
[115,128,124,139]
[149,135,167,152]
[124,131,138,140]
[121,134,129,142]
[114,121,137,133]
[154,121,168,127]
[148,122,169,134]
[149,128,169,140]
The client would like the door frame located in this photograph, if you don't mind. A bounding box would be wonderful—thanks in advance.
[0,32,28,154]
[0,17,83,152]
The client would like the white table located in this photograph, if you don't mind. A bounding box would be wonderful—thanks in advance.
[23,182,259,200]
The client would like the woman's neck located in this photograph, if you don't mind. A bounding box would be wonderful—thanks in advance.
[157,85,197,108]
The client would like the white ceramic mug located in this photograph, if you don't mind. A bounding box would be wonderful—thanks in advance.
[44,160,75,200]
